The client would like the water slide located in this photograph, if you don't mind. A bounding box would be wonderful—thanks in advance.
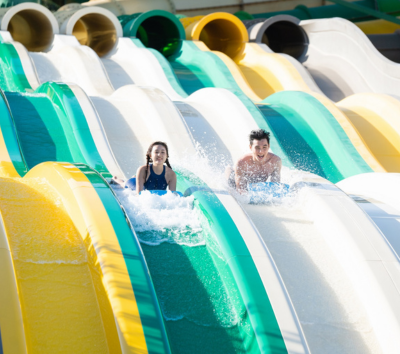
[2,4,400,352]
[0,54,302,353]
[0,5,311,353]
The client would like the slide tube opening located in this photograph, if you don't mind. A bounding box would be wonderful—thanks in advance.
[72,13,117,57]
[247,15,308,59]
[0,4,58,52]
[185,13,249,59]
[121,10,185,57]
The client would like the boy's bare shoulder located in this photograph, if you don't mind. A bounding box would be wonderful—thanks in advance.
[269,153,281,163]
[236,153,252,166]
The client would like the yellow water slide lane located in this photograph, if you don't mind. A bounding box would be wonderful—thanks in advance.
[180,12,400,173]
[337,94,400,172]
[312,93,387,173]
[0,160,147,353]
[0,172,116,353]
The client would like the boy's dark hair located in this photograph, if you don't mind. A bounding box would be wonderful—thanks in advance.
[249,129,270,145]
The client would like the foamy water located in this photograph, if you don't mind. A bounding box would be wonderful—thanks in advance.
[113,186,243,338]
[114,189,204,246]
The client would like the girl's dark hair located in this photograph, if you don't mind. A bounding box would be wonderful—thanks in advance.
[249,129,270,145]
[145,141,172,180]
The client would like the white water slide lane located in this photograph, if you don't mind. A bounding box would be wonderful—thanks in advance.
[299,18,400,102]
[11,30,400,353]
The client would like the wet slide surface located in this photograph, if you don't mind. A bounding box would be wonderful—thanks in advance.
[5,93,76,168]
[0,177,111,353]
[117,190,250,354]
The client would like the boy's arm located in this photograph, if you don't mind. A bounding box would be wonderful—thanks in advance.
[270,158,282,183]
[235,160,248,193]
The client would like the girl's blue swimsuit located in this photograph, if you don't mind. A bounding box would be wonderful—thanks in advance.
[143,165,168,190]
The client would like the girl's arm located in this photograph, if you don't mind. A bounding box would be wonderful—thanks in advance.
[136,166,146,194]
[167,169,177,191]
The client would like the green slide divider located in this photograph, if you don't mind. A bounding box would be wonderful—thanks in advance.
[175,170,287,354]
[35,82,110,177]
[0,42,32,92]
[119,10,185,57]
[259,91,373,183]
[0,89,28,176]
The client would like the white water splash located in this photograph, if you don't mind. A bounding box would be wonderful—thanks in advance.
[114,189,204,246]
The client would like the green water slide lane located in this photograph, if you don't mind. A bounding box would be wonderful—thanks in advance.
[3,83,110,177]
[259,91,373,183]
[173,170,287,353]
[0,89,28,175]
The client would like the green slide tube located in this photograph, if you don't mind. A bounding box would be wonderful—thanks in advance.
[119,10,185,57]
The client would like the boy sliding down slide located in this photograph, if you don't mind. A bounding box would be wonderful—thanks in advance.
[226,129,282,194]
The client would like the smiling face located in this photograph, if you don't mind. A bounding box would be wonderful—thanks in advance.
[250,138,270,163]
[151,145,167,165]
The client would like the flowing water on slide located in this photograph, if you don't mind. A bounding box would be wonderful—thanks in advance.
[115,189,250,354]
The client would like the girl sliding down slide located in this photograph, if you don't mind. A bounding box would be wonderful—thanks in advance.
[112,141,177,194]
